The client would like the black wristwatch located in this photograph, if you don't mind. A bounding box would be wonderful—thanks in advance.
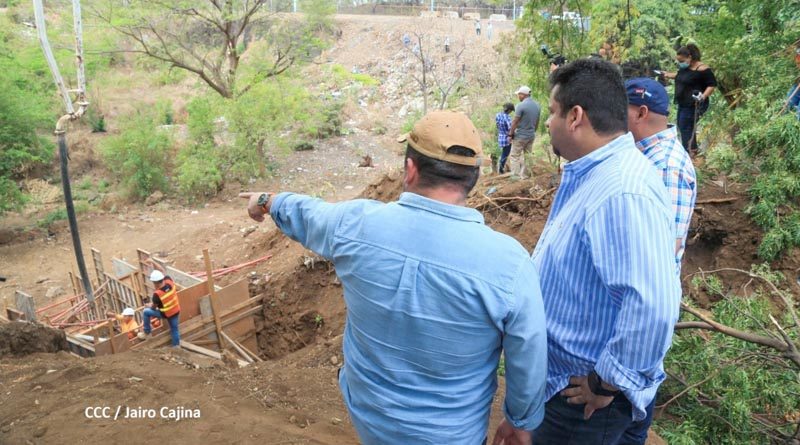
[257,193,271,214]
[588,371,619,397]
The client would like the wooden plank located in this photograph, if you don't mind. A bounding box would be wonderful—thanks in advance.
[198,296,219,350]
[6,308,25,321]
[95,330,131,356]
[180,341,248,367]
[14,291,37,322]
[203,249,226,351]
[227,333,263,362]
[186,305,263,343]
[176,280,210,321]
[221,331,254,363]
[91,248,105,287]
[216,279,256,347]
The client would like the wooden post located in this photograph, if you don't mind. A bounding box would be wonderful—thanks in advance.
[108,320,116,354]
[203,249,226,351]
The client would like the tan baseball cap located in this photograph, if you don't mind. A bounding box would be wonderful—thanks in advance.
[397,110,483,167]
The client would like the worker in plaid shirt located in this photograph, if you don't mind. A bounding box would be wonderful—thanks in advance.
[495,103,514,173]
[626,78,696,272]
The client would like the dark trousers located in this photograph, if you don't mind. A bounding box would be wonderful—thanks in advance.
[498,144,512,172]
[532,394,654,445]
[676,101,708,152]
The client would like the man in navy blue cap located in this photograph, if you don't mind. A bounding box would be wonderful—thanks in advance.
[624,77,697,441]
[626,78,696,267]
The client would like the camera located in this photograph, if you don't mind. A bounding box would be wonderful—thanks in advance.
[541,44,567,67]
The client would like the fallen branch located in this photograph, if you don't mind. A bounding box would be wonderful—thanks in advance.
[695,197,738,204]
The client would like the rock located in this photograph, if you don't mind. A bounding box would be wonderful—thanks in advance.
[0,424,10,433]
[36,276,49,284]
[129,376,143,383]
[33,426,46,438]
[358,154,373,168]
[330,417,343,426]
[330,355,339,366]
[289,415,297,424]
[145,190,164,206]
[45,287,64,299]
[241,226,257,237]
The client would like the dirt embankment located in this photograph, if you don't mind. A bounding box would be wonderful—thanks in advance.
[0,322,68,357]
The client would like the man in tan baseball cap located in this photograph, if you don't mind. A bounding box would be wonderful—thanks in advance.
[240,109,547,444]
[396,110,485,200]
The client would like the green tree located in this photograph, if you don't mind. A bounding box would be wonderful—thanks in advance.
[0,15,54,214]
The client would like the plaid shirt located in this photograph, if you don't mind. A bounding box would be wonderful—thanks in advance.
[496,112,512,147]
[636,125,697,270]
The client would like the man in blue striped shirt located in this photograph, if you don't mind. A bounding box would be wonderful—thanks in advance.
[242,111,548,445]
[529,59,681,444]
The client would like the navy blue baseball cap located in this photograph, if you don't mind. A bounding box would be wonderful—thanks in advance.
[625,77,669,116]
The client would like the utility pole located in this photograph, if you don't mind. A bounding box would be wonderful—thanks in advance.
[33,0,94,310]
[513,0,516,20]
[293,0,297,12]
[430,0,434,12]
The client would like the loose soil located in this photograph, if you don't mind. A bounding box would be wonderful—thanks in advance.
[0,322,68,357]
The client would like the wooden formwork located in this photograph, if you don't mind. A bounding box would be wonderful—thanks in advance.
[10,246,262,364]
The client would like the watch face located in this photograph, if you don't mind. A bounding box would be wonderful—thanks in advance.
[257,193,269,206]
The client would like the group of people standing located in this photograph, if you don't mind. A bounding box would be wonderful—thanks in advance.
[242,55,697,445]
[498,43,718,171]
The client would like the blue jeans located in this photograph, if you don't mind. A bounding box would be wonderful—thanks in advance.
[532,393,649,445]
[676,102,708,152]
[498,144,512,172]
[788,84,800,120]
[143,307,180,346]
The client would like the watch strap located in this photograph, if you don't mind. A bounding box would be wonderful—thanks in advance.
[589,371,619,397]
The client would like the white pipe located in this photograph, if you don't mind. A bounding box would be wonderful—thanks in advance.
[72,0,87,108]
[33,0,74,114]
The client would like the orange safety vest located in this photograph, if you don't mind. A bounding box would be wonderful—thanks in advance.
[155,278,180,318]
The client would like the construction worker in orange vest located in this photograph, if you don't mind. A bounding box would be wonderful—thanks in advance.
[106,307,140,340]
[138,260,181,347]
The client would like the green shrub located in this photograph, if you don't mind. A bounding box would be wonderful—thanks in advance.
[100,112,173,200]
[87,106,107,133]
[658,268,800,444]
[156,100,175,125]
[175,142,223,203]
[37,202,90,228]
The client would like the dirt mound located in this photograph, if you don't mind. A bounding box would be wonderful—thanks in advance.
[0,322,68,356]
[357,169,403,201]
[0,348,356,444]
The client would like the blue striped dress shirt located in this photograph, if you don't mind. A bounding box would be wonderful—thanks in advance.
[531,133,681,421]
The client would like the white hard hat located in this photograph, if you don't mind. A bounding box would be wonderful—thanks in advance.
[149,270,165,282]
[122,308,135,317]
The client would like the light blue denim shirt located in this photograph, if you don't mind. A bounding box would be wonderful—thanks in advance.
[532,133,681,421]
[271,191,548,444]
